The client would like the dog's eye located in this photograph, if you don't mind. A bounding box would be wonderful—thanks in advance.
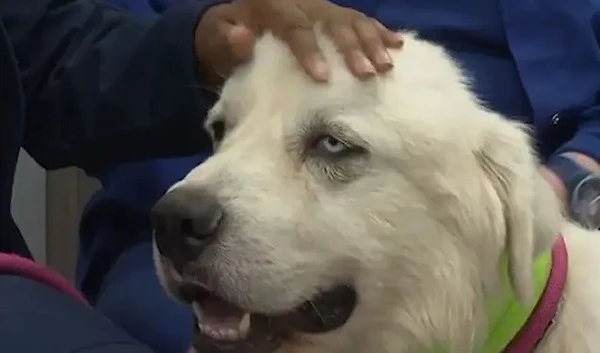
[306,133,368,183]
[313,135,352,155]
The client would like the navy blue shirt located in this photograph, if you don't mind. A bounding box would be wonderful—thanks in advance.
[338,0,600,160]
[377,0,532,120]
[0,0,221,256]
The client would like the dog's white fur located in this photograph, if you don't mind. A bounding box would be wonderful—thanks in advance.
[156,31,600,352]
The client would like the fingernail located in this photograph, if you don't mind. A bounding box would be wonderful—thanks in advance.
[310,56,330,81]
[375,49,393,68]
[389,33,404,46]
[355,53,376,76]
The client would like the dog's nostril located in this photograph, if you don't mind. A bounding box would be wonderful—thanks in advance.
[181,218,194,235]
[151,187,224,246]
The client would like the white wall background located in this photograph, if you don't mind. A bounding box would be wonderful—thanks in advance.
[10,149,46,263]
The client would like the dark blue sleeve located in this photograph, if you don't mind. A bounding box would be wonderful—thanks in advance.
[549,8,600,162]
[0,0,222,172]
[553,107,600,162]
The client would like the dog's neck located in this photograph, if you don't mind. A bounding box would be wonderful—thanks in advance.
[428,236,568,353]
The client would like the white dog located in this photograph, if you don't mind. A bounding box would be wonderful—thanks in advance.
[151,30,600,353]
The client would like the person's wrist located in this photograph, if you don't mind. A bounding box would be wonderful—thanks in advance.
[561,152,600,174]
[543,152,600,220]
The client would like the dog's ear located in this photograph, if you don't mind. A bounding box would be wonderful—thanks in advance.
[475,119,537,302]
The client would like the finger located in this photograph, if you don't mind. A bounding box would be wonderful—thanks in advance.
[195,7,242,82]
[225,24,256,63]
[266,2,330,81]
[208,20,256,80]
[212,3,258,65]
[353,19,392,73]
[328,24,375,80]
[373,20,403,48]
[283,27,330,82]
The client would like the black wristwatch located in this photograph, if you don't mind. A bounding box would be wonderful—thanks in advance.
[546,155,600,229]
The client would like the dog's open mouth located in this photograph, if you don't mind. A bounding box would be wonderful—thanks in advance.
[179,283,357,353]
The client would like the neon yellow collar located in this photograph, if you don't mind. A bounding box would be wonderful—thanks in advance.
[428,250,552,353]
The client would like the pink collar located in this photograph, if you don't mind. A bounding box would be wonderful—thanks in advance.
[503,235,568,352]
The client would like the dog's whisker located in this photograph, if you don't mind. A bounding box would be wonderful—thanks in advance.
[307,300,326,326]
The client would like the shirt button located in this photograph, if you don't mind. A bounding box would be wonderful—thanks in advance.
[551,113,561,125]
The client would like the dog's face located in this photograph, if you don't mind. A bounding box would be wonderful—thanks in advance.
[152,32,558,353]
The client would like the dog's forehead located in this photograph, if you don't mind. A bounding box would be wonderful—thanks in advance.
[217,47,363,128]
[214,31,488,153]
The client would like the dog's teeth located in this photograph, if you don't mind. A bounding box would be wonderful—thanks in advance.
[192,302,203,322]
[225,329,239,341]
[199,324,218,340]
[210,329,221,340]
[238,313,251,338]
[194,304,248,342]
[197,322,244,341]
[212,329,223,340]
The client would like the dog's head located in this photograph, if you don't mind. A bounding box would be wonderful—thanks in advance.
[152,32,562,353]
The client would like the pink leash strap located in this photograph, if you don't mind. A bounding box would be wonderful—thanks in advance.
[503,235,568,353]
[0,253,88,305]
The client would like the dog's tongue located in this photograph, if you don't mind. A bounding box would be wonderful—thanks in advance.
[195,297,251,341]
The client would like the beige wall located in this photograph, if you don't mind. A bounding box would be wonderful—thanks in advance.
[11,150,47,263]
[46,168,99,280]
[12,150,99,280]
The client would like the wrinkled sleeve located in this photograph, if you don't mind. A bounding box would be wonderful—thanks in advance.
[0,0,223,172]
[549,10,600,162]
[552,107,600,162]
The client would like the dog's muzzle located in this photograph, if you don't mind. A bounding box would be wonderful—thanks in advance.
[151,189,358,353]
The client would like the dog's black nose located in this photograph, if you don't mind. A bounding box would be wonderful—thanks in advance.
[151,187,223,269]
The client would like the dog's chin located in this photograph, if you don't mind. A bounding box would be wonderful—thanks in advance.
[178,282,358,353]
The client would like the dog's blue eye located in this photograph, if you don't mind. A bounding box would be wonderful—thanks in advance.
[316,136,351,154]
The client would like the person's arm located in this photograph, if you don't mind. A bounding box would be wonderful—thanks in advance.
[0,0,223,173]
[542,109,600,205]
[538,4,600,207]
[551,108,600,165]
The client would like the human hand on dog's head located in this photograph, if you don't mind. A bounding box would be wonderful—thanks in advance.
[194,0,403,84]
